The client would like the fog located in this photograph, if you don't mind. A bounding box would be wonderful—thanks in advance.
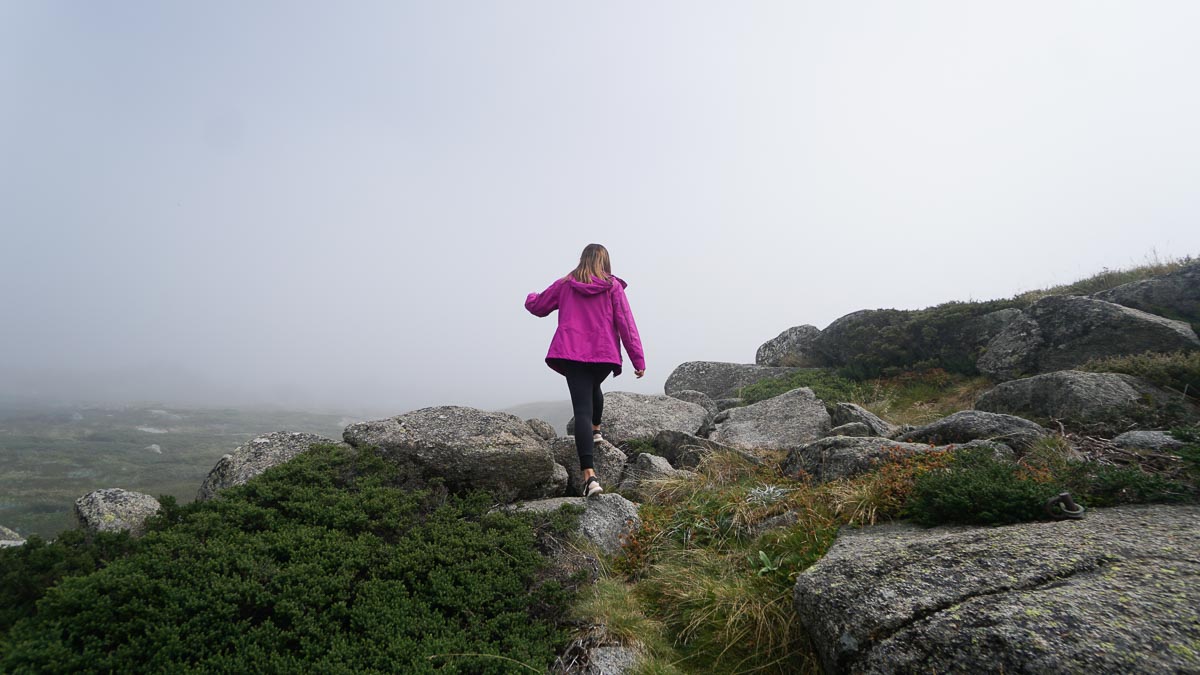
[2,2,1199,416]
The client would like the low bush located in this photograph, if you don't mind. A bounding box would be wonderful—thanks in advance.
[1080,350,1200,403]
[737,368,866,406]
[906,443,1197,526]
[0,444,580,674]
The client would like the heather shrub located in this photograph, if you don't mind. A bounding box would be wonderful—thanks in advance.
[1079,350,1200,403]
[0,444,579,673]
[737,368,866,406]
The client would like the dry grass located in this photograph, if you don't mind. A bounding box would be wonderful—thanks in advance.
[1013,251,1191,304]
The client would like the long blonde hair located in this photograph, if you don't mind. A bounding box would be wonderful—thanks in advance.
[567,243,612,283]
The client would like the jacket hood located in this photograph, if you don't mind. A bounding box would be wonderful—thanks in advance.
[566,274,628,295]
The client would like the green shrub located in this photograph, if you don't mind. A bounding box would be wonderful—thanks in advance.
[906,444,1197,527]
[1080,350,1200,403]
[0,444,579,673]
[906,449,1055,526]
[737,368,867,406]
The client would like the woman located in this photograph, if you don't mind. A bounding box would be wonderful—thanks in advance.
[525,244,646,497]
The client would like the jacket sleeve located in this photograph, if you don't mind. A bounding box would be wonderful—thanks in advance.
[525,279,562,317]
[612,285,646,371]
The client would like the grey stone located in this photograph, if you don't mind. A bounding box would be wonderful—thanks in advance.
[198,431,342,501]
[74,488,161,537]
[812,309,907,367]
[666,389,719,417]
[505,493,641,556]
[896,410,1048,451]
[756,325,822,367]
[782,436,1012,483]
[979,296,1200,380]
[568,392,709,445]
[715,398,744,412]
[750,510,800,537]
[649,430,763,469]
[0,524,25,548]
[1111,430,1186,452]
[1093,259,1200,325]
[585,645,639,674]
[664,361,804,400]
[526,417,558,441]
[536,463,570,498]
[711,387,832,452]
[343,406,557,501]
[617,453,695,501]
[829,403,899,438]
[974,370,1194,431]
[794,504,1200,675]
[551,437,629,496]
[827,422,873,437]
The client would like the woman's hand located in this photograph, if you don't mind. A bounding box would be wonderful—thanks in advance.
[635,369,645,378]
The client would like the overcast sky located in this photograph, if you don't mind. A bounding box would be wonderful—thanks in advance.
[2,1,1198,415]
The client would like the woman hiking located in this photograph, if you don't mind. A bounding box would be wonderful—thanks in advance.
[525,244,646,498]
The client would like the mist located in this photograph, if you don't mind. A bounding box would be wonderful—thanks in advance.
[3,2,1199,416]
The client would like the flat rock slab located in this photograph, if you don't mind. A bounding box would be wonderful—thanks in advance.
[198,431,342,500]
[344,406,558,501]
[74,488,161,537]
[711,387,831,452]
[794,504,1200,674]
[664,361,804,400]
[504,493,641,556]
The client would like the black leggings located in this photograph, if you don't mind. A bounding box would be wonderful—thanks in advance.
[556,360,615,471]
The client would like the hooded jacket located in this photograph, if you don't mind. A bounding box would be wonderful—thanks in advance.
[525,274,646,377]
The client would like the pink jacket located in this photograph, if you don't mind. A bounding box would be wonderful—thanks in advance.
[526,274,646,377]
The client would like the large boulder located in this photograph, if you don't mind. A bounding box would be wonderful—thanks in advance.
[974,370,1194,431]
[649,430,763,469]
[568,392,709,445]
[616,453,695,501]
[1093,259,1200,326]
[504,493,641,556]
[1111,430,1186,452]
[551,437,629,496]
[756,325,822,367]
[0,524,25,548]
[74,488,161,537]
[343,406,558,501]
[811,309,907,367]
[711,387,832,452]
[197,431,342,501]
[896,410,1048,451]
[526,418,558,441]
[978,295,1200,380]
[782,436,1010,483]
[666,389,719,417]
[664,361,802,400]
[793,504,1200,674]
[828,402,898,438]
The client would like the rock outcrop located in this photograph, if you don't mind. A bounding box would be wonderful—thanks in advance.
[0,524,25,548]
[755,325,821,367]
[551,437,629,496]
[1112,430,1186,452]
[896,410,1048,451]
[198,431,342,501]
[616,453,694,501]
[649,430,763,469]
[782,436,1012,483]
[828,403,898,438]
[710,387,831,452]
[343,406,559,501]
[664,361,802,400]
[1093,259,1200,325]
[505,493,641,556]
[978,295,1200,380]
[526,418,558,440]
[974,370,1192,431]
[793,504,1200,674]
[568,392,710,445]
[74,488,161,536]
[666,389,719,417]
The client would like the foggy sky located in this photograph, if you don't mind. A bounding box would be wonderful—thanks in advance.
[3,2,1199,416]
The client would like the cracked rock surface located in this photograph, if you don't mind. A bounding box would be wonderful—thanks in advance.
[793,504,1200,674]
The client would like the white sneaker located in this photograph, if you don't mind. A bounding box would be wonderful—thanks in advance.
[593,431,603,442]
[583,476,604,498]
